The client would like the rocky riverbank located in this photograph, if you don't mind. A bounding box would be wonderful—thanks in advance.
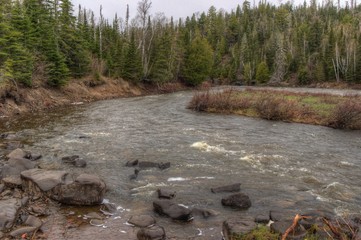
[1,145,361,239]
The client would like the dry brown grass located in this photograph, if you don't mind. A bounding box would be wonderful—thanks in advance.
[188,88,361,130]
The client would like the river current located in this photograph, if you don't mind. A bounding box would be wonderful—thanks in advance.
[1,90,360,239]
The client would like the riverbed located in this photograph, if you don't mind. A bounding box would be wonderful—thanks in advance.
[1,89,360,239]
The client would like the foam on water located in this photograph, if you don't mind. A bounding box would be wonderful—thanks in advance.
[191,141,237,155]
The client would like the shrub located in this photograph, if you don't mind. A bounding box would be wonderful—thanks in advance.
[328,100,361,129]
[254,94,296,121]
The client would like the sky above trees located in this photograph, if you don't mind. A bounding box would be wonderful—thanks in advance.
[71,0,304,20]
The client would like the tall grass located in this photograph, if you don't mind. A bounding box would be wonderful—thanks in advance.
[188,89,361,130]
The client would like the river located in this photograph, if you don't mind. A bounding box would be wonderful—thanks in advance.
[1,89,361,239]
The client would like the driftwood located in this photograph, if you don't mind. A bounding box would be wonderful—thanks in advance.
[281,214,310,240]
[323,218,348,240]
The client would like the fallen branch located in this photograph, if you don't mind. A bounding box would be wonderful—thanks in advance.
[323,218,347,240]
[281,214,310,240]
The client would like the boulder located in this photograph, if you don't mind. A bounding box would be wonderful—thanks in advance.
[221,193,252,210]
[191,208,219,218]
[153,200,193,221]
[255,213,270,224]
[0,198,22,231]
[73,158,87,168]
[2,175,22,188]
[7,148,27,159]
[128,215,156,227]
[271,221,307,239]
[25,215,43,228]
[157,188,176,199]
[21,169,106,205]
[10,226,37,238]
[137,225,166,240]
[61,155,79,163]
[158,162,170,170]
[138,162,159,169]
[211,183,241,193]
[222,217,257,240]
[125,159,139,167]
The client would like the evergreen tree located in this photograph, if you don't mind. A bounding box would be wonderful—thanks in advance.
[256,61,270,84]
[121,31,142,83]
[182,35,213,86]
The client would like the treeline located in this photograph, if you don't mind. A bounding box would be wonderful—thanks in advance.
[1,0,361,88]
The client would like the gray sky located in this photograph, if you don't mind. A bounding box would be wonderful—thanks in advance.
[71,0,305,21]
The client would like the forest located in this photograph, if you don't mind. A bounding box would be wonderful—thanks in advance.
[1,0,361,89]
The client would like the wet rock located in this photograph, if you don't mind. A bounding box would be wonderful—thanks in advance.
[191,208,219,218]
[10,226,37,237]
[1,158,36,179]
[222,217,257,240]
[101,203,117,215]
[90,219,105,227]
[0,198,22,231]
[6,141,23,150]
[211,183,241,193]
[21,169,106,205]
[84,212,103,220]
[137,225,166,240]
[28,154,42,161]
[270,210,297,222]
[126,159,139,167]
[0,183,4,193]
[25,215,43,228]
[158,162,170,170]
[128,215,156,227]
[255,213,270,224]
[21,196,29,206]
[153,200,193,221]
[271,220,307,239]
[129,169,140,180]
[61,155,79,163]
[7,148,27,159]
[221,193,252,210]
[73,158,87,168]
[138,161,159,169]
[157,188,176,199]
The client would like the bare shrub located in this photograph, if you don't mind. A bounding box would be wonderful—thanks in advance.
[328,100,361,129]
[254,95,296,121]
[187,91,211,112]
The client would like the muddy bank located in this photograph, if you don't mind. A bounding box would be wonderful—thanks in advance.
[0,77,187,118]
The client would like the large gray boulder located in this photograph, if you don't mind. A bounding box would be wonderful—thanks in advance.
[21,169,106,205]
[0,158,36,180]
[0,198,23,231]
[153,200,193,221]
[137,225,166,240]
[222,217,257,240]
[221,193,252,210]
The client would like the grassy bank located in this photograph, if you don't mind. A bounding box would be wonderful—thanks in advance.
[187,88,361,130]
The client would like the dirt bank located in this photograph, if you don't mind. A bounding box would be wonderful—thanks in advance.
[0,77,182,118]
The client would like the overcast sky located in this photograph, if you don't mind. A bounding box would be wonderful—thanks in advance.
[71,0,306,20]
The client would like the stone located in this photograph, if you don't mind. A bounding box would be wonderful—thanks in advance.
[29,154,42,161]
[0,198,22,231]
[191,208,219,218]
[25,215,43,228]
[137,225,166,240]
[125,159,139,167]
[10,226,37,237]
[2,175,22,188]
[138,161,159,169]
[84,212,103,220]
[222,217,257,240]
[128,215,156,227]
[73,158,87,168]
[270,210,297,222]
[61,155,79,163]
[255,213,270,224]
[221,193,252,210]
[0,184,4,193]
[211,183,241,193]
[1,158,36,179]
[7,148,27,159]
[157,188,176,199]
[21,169,106,205]
[271,221,307,239]
[153,200,193,221]
[129,169,140,180]
[158,162,170,170]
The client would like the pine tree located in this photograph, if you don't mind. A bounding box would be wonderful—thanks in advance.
[121,31,142,83]
[182,35,213,86]
[256,61,270,84]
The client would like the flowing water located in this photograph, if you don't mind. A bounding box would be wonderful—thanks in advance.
[1,90,361,239]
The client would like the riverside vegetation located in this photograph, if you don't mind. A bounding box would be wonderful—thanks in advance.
[188,88,361,130]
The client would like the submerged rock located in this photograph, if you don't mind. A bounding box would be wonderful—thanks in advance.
[137,225,166,240]
[7,148,27,159]
[211,183,241,193]
[153,200,192,221]
[221,193,252,210]
[157,188,176,199]
[191,208,219,218]
[128,215,156,227]
[21,169,106,205]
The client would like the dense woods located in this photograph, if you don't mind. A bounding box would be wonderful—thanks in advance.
[1,0,361,88]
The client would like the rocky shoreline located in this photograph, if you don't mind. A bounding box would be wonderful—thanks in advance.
[1,143,361,239]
